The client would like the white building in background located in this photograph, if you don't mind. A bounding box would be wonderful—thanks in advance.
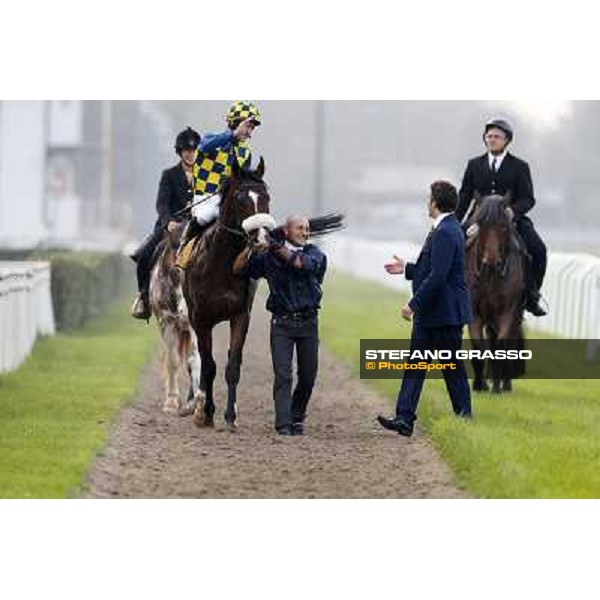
[0,100,173,252]
[0,101,48,248]
[45,100,84,245]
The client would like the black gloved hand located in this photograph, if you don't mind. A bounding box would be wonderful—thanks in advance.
[269,227,286,244]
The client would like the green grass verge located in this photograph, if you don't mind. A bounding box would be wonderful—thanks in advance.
[320,271,600,498]
[0,300,157,498]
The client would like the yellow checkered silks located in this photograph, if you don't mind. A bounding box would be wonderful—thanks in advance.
[193,140,251,195]
[226,101,261,126]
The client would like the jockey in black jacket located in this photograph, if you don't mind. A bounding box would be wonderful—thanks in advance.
[130,126,200,320]
[457,117,548,317]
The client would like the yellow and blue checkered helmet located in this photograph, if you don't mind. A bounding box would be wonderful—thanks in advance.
[226,101,261,127]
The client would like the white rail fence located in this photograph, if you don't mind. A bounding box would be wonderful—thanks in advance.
[0,261,55,374]
[324,235,600,341]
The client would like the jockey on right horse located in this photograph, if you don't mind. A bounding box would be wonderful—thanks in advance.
[175,101,261,268]
[456,117,548,317]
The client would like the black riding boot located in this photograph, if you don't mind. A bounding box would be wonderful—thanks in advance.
[524,258,547,317]
[131,229,161,321]
[526,289,547,317]
[516,217,547,317]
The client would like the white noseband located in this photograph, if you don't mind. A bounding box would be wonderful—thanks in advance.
[241,213,277,233]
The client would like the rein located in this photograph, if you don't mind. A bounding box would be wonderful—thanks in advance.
[217,223,248,240]
[172,189,222,219]
[216,181,264,242]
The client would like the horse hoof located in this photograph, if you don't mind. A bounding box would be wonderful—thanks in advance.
[193,407,205,427]
[226,421,237,433]
[178,401,196,417]
[204,414,215,428]
[163,396,179,414]
[491,388,502,395]
[473,382,489,393]
[191,395,205,425]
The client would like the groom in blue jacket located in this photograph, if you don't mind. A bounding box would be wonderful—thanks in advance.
[377,180,473,437]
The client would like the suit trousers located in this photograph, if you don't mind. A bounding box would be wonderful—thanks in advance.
[270,314,319,429]
[396,320,472,425]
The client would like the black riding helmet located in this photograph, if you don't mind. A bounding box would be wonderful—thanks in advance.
[483,118,513,144]
[175,126,201,154]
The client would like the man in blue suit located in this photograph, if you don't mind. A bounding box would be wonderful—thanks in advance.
[377,181,473,437]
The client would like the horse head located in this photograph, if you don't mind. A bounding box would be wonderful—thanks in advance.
[220,156,276,248]
[472,193,513,274]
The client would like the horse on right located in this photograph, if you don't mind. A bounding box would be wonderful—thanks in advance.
[464,194,528,393]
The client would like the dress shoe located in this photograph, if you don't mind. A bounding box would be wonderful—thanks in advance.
[377,415,414,437]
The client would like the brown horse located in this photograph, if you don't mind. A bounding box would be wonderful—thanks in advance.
[149,223,201,415]
[465,194,527,393]
[183,157,274,429]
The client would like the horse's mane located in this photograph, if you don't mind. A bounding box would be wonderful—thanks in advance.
[221,171,268,199]
[469,195,524,258]
[474,195,510,229]
[154,233,182,285]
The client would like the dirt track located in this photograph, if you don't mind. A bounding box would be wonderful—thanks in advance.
[85,300,466,498]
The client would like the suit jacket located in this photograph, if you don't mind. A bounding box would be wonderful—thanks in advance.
[456,152,535,222]
[406,214,472,327]
[155,163,195,228]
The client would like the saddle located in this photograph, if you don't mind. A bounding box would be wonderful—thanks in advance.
[175,238,198,270]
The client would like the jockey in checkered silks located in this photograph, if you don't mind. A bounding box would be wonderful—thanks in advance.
[175,101,262,268]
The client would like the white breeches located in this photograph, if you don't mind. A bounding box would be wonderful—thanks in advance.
[191,193,221,225]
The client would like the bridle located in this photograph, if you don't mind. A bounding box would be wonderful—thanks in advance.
[216,180,269,244]
[477,222,510,280]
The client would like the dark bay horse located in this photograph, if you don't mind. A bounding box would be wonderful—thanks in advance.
[465,194,527,393]
[183,157,275,430]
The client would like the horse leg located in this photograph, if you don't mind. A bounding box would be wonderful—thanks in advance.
[469,318,488,392]
[224,312,251,431]
[497,309,523,393]
[162,322,181,414]
[180,329,203,417]
[194,328,216,427]
[487,325,503,394]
